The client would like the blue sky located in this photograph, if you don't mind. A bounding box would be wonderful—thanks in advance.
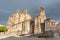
[0,0,60,25]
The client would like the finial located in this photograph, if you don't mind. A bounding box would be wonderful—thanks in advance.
[40,7,45,12]
[23,8,28,14]
[16,8,20,13]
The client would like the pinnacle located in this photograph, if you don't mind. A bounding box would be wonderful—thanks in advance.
[23,8,28,14]
[16,8,20,13]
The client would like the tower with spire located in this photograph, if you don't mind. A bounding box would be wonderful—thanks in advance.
[40,7,46,23]
[34,7,47,34]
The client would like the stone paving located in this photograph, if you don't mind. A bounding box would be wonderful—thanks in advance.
[0,32,60,40]
[0,36,60,40]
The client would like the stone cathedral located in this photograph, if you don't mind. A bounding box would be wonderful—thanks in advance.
[7,7,47,36]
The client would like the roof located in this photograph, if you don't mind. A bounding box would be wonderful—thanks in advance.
[56,23,60,32]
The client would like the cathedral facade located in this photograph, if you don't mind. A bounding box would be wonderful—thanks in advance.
[7,8,32,35]
[6,7,47,36]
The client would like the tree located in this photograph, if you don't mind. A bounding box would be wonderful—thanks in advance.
[0,26,8,32]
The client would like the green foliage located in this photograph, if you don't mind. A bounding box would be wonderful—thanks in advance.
[0,26,8,32]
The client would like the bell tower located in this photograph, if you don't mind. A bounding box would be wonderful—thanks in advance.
[40,7,46,23]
